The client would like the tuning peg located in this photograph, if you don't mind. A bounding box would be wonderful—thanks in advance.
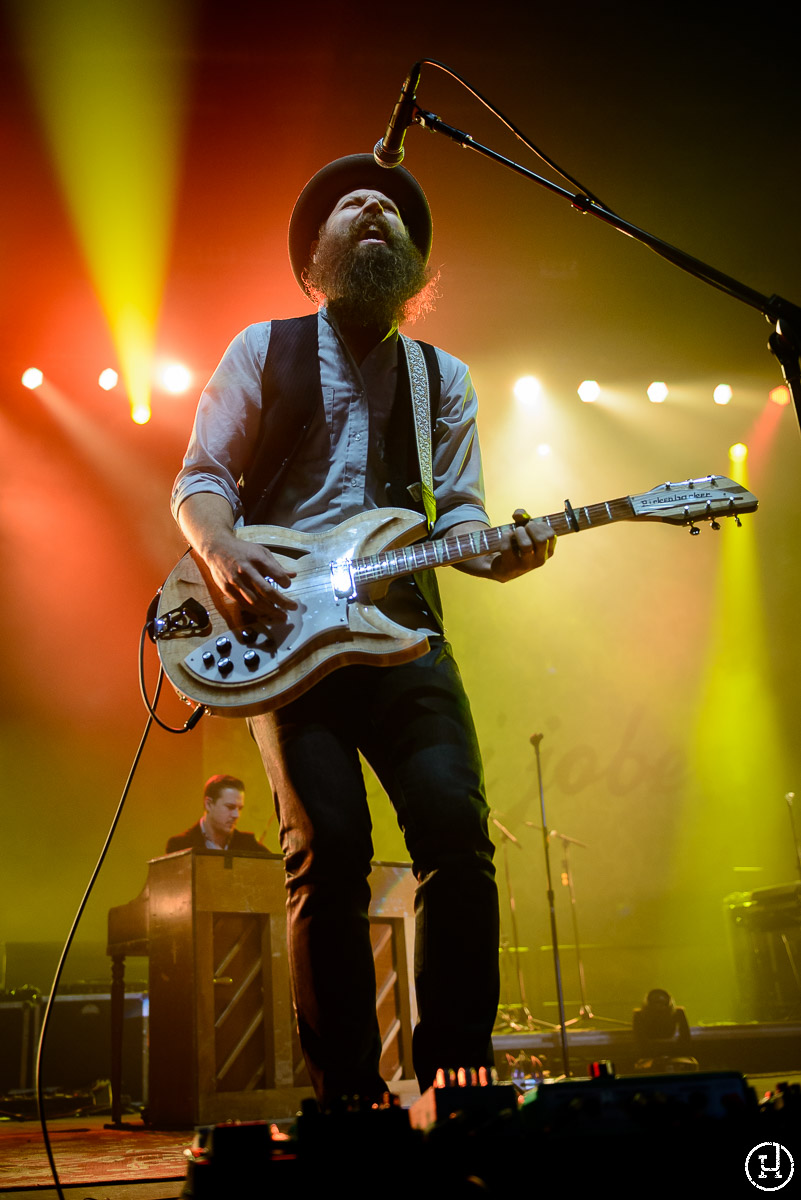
[689,523,700,535]
[710,519,721,531]
[735,515,742,527]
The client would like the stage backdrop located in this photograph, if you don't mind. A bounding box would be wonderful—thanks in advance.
[1,2,799,1025]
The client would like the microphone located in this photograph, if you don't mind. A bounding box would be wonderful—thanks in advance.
[374,62,422,168]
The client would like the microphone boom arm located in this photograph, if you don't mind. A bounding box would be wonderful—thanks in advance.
[411,105,801,428]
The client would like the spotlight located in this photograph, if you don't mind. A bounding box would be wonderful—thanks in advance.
[647,382,668,404]
[713,384,732,406]
[577,380,600,403]
[22,368,44,389]
[769,385,791,407]
[729,442,748,462]
[98,368,119,391]
[131,403,151,425]
[513,375,542,405]
[536,443,552,457]
[160,363,192,394]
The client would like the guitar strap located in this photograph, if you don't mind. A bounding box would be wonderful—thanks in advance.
[400,334,436,532]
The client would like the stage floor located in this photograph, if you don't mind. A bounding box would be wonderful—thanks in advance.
[0,1114,186,1200]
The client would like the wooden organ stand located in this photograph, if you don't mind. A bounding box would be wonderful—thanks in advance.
[107,851,416,1127]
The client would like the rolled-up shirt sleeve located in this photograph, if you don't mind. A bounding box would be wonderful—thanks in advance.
[430,347,491,538]
[170,323,270,524]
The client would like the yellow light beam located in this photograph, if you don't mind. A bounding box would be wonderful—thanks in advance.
[9,0,193,420]
[689,452,789,871]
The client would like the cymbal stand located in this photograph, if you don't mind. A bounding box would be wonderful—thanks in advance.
[551,830,628,1028]
[529,734,570,1077]
[492,816,556,1032]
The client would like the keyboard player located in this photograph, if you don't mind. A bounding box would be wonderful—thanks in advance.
[165,774,272,855]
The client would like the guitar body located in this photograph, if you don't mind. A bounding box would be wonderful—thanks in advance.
[156,508,432,717]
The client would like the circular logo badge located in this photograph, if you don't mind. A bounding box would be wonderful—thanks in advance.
[745,1142,794,1192]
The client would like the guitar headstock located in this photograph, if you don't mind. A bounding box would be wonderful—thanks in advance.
[630,475,758,530]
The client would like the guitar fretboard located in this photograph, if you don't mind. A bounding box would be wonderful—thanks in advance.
[353,495,635,588]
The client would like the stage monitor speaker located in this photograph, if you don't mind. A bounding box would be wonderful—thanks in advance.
[0,1000,39,1092]
[40,993,147,1100]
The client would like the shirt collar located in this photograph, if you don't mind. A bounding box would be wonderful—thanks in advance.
[320,305,399,352]
[200,815,229,851]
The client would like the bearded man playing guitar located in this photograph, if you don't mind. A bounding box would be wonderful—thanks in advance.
[171,154,556,1108]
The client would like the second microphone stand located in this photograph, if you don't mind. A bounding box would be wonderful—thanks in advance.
[548,828,628,1028]
[492,815,556,1033]
[529,734,570,1077]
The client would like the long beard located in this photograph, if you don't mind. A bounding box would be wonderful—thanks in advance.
[305,215,430,329]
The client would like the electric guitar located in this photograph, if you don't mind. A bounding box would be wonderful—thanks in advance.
[152,475,757,718]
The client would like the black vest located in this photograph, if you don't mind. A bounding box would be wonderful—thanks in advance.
[238,314,444,629]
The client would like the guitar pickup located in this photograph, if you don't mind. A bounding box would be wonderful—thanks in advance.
[330,557,355,599]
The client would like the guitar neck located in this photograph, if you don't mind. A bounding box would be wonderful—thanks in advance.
[354,495,635,587]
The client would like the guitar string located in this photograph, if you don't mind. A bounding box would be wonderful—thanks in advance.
[263,500,634,600]
[244,489,741,605]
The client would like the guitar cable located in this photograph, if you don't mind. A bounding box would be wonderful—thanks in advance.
[139,599,205,734]
[35,618,204,1199]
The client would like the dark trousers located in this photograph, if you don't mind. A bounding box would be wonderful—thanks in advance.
[249,638,500,1105]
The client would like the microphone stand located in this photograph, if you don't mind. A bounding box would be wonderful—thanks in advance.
[529,734,571,1078]
[408,105,801,430]
[547,829,629,1029]
[787,793,801,883]
[491,816,557,1033]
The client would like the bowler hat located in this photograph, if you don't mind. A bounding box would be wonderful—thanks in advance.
[288,153,432,293]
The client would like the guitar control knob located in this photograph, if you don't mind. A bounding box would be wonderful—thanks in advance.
[216,636,232,654]
[217,658,233,676]
[240,627,258,644]
[243,650,260,669]
[202,651,215,669]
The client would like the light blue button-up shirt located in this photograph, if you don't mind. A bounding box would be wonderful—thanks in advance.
[172,308,489,539]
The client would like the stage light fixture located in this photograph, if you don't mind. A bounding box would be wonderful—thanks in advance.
[513,375,542,405]
[160,363,192,394]
[577,380,600,403]
[98,368,119,391]
[647,382,668,404]
[769,385,791,407]
[729,442,748,462]
[713,384,732,406]
[22,368,44,389]
[536,443,552,457]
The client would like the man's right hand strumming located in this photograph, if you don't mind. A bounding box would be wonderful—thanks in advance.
[177,492,296,620]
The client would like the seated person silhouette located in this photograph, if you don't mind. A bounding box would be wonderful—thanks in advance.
[166,774,273,855]
[632,987,698,1073]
